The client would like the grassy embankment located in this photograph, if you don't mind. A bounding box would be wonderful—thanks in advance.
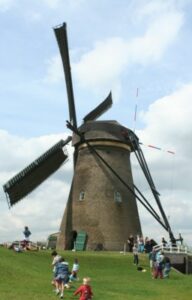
[0,247,192,300]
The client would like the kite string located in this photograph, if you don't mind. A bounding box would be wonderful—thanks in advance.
[139,142,175,155]
[133,87,139,132]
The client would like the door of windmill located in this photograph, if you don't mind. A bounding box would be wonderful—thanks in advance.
[75,231,87,251]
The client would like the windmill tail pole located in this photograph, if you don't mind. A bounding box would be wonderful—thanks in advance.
[136,145,176,244]
[128,131,177,244]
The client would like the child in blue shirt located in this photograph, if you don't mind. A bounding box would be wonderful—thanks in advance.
[54,257,69,299]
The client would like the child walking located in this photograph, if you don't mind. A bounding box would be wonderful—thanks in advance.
[51,251,61,288]
[54,257,70,299]
[73,277,93,300]
[69,258,80,282]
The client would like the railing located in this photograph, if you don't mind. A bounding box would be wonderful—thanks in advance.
[153,243,192,255]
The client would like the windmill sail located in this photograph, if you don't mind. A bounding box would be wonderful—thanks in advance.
[3,137,71,207]
[83,92,113,122]
[54,23,77,128]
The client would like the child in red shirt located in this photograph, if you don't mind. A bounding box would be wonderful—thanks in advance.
[73,277,93,300]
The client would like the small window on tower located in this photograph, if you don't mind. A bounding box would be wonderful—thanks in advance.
[114,191,122,203]
[79,191,85,201]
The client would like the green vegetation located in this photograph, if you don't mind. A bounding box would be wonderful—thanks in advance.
[0,247,192,300]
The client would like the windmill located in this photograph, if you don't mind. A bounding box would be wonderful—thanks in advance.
[3,23,176,251]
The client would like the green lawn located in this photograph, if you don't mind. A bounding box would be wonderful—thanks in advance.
[0,247,192,299]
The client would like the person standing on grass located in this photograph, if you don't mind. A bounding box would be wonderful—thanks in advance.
[154,251,165,279]
[149,248,157,278]
[127,234,134,252]
[73,277,93,300]
[133,244,139,265]
[54,257,70,299]
[137,235,144,253]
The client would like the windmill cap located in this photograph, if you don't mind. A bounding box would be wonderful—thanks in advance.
[72,121,136,151]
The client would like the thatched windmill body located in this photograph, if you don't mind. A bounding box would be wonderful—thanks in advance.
[3,23,176,251]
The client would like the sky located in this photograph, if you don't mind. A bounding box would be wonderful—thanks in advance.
[0,0,192,247]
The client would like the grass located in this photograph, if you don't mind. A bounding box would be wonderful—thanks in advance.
[0,247,192,299]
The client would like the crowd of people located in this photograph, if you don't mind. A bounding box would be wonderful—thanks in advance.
[51,250,93,299]
[127,234,172,279]
[149,249,171,279]
[127,234,156,254]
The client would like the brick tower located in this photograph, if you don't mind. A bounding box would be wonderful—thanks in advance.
[57,121,142,250]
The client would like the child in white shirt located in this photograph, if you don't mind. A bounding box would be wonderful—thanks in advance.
[69,258,79,282]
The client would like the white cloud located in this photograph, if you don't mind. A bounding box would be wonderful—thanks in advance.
[45,4,183,102]
[129,11,183,65]
[0,130,72,173]
[132,83,192,245]
[139,83,192,153]
[0,130,73,243]
[73,38,127,97]
[0,180,70,242]
[74,10,183,90]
